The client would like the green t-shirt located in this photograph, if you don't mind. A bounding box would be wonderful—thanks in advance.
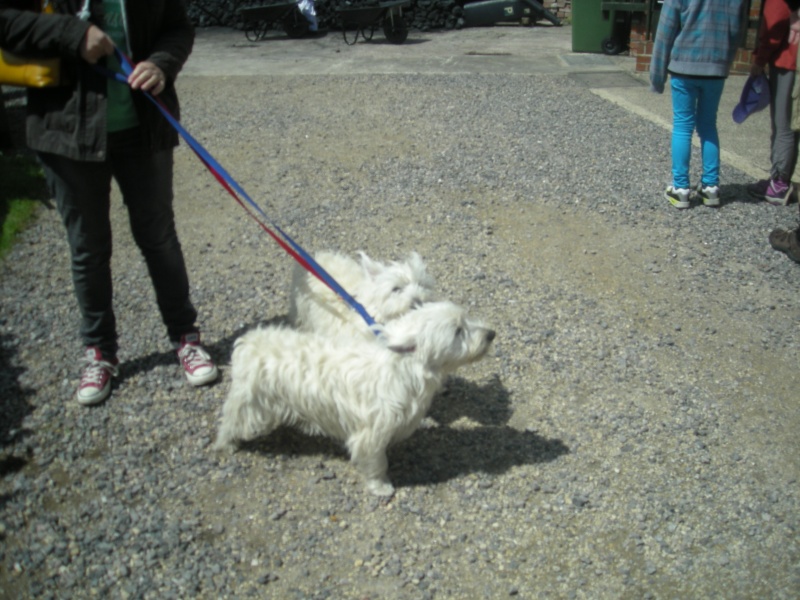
[104,0,139,132]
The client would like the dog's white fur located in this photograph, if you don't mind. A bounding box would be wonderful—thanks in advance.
[288,251,436,339]
[214,301,495,496]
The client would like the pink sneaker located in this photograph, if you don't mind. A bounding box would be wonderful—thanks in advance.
[177,333,219,386]
[76,347,119,405]
[764,178,794,206]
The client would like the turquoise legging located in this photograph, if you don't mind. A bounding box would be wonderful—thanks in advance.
[670,75,725,189]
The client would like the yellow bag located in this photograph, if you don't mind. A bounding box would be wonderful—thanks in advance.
[0,50,62,87]
[0,0,65,88]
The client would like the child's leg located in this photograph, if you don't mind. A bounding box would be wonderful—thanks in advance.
[670,75,698,189]
[694,77,725,187]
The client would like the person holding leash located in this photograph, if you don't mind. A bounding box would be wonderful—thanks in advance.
[0,0,219,404]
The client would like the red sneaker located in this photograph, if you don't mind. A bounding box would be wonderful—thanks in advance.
[177,333,219,386]
[76,347,118,405]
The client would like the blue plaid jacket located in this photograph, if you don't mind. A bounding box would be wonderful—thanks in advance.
[649,0,748,93]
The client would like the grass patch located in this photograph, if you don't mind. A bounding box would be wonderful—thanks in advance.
[0,152,49,260]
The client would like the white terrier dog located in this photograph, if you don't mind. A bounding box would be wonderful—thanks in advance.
[288,251,436,339]
[214,301,496,496]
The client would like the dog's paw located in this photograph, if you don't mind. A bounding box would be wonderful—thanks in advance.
[366,478,395,498]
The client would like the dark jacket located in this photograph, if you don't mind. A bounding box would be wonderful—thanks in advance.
[0,0,194,160]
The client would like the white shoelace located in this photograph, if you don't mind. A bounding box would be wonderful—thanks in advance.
[80,357,118,386]
[178,344,212,371]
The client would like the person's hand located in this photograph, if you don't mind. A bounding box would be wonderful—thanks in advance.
[750,62,765,78]
[128,60,167,96]
[80,25,114,64]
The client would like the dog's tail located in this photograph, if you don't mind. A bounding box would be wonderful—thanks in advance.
[214,334,283,451]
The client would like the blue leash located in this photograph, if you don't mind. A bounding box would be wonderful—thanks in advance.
[97,48,378,331]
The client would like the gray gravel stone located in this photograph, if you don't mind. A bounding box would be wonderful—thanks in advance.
[2,53,799,600]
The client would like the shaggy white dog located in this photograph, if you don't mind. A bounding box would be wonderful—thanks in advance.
[214,301,496,496]
[288,251,436,339]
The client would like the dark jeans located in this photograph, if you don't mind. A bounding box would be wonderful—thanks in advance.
[39,131,197,359]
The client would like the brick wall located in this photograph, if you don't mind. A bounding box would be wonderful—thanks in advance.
[629,1,760,75]
[542,0,572,22]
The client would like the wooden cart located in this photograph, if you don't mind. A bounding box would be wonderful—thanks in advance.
[335,0,411,45]
[238,3,310,40]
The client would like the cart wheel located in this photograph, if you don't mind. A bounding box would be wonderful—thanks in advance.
[283,9,309,38]
[383,15,408,44]
[342,28,360,45]
[601,36,623,56]
[245,24,264,42]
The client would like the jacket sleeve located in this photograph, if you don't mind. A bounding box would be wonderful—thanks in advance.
[0,5,90,59]
[137,0,194,84]
[753,0,791,67]
[649,0,680,93]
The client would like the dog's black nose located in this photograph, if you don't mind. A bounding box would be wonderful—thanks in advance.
[486,330,496,343]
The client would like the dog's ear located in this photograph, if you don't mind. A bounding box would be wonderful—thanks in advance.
[406,252,436,289]
[359,252,384,279]
[380,326,417,354]
[406,251,424,268]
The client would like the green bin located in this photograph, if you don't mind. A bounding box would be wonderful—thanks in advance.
[572,0,628,53]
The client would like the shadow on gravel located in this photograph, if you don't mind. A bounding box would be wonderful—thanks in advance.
[114,316,289,384]
[389,426,569,489]
[390,375,568,487]
[115,349,190,385]
[429,374,513,427]
[239,375,568,489]
[241,426,345,459]
[0,333,35,493]
[721,183,777,206]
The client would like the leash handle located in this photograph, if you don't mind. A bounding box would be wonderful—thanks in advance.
[100,49,378,330]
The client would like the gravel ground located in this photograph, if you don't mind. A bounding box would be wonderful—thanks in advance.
[2,67,800,599]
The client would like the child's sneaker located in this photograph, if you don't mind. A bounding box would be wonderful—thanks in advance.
[764,178,794,206]
[665,186,690,209]
[76,347,119,405]
[695,184,720,207]
[177,333,219,386]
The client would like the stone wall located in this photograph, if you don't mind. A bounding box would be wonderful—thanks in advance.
[542,0,571,23]
[188,0,571,29]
